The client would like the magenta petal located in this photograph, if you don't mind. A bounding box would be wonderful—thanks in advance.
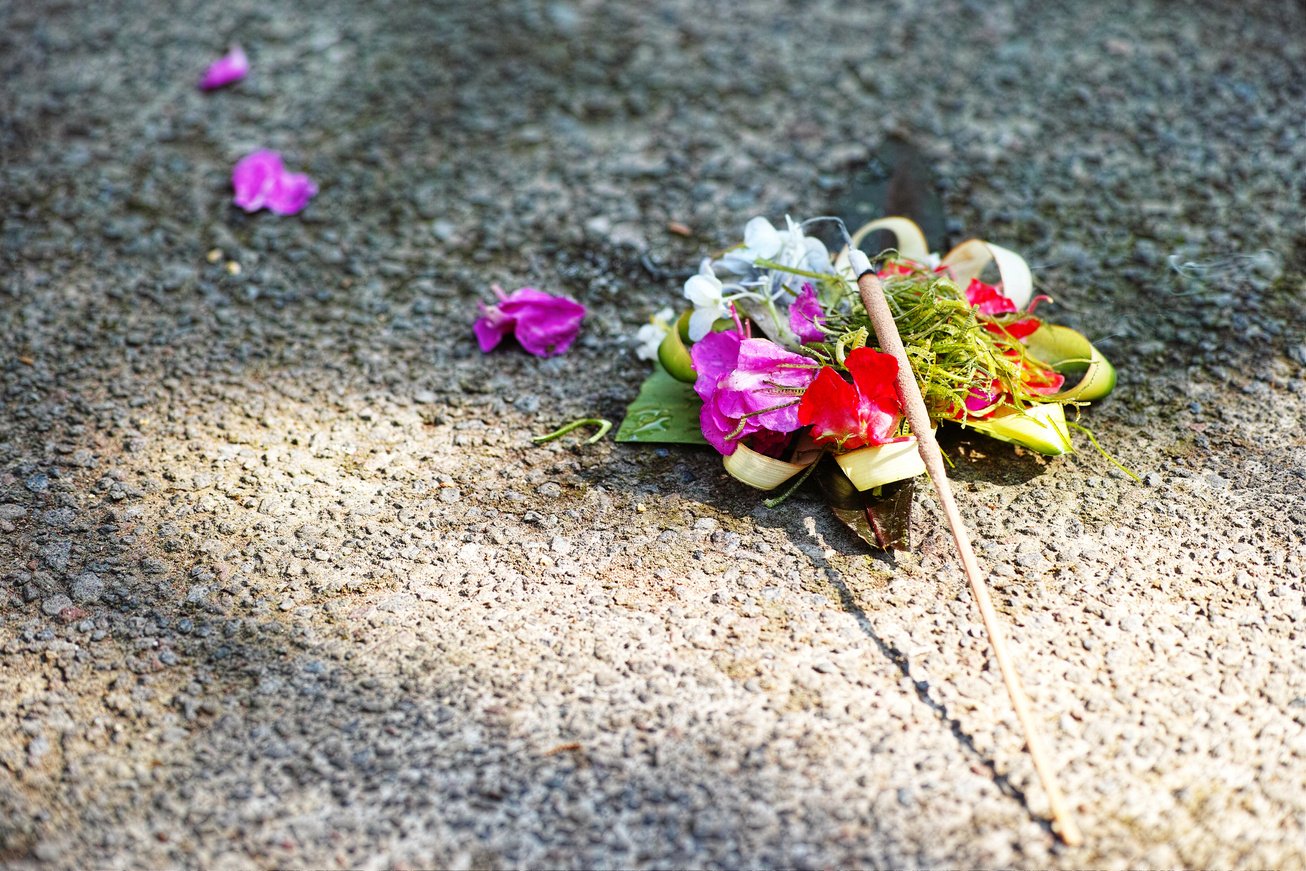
[689,328,743,402]
[498,288,586,357]
[788,282,825,344]
[696,338,816,456]
[714,339,815,433]
[700,397,751,455]
[474,287,585,357]
[232,150,284,213]
[473,303,513,352]
[965,384,1000,412]
[199,45,249,91]
[264,170,318,216]
[232,150,316,215]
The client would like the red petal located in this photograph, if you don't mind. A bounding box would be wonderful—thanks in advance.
[1023,363,1065,395]
[798,349,904,449]
[797,366,859,443]
[965,278,1017,315]
[983,316,1042,341]
[845,348,903,444]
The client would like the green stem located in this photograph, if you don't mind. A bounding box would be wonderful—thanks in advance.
[753,258,843,282]
[1066,421,1141,483]
[532,417,612,445]
[763,456,821,508]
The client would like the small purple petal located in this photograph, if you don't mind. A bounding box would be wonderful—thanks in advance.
[473,303,513,352]
[199,45,249,91]
[232,150,316,216]
[509,296,586,357]
[232,150,283,212]
[788,282,825,344]
[473,287,586,358]
[264,170,318,216]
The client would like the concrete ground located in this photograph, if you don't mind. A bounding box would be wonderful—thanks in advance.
[1,0,1304,867]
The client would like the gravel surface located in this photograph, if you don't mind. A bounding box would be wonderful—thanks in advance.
[2,0,1305,867]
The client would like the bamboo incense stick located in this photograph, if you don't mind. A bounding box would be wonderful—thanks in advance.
[850,252,1084,847]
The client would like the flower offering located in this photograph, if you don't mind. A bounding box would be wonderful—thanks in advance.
[617,215,1118,548]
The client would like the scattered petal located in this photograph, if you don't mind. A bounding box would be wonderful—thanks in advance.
[232,150,317,215]
[199,45,249,91]
[474,286,586,358]
[473,302,514,353]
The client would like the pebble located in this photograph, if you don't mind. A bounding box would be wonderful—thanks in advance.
[41,540,71,571]
[0,504,27,521]
[41,594,73,616]
[71,571,104,603]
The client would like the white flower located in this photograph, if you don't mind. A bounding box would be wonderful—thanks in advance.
[634,306,675,361]
[720,216,783,273]
[684,259,730,341]
[720,216,833,291]
[773,216,832,275]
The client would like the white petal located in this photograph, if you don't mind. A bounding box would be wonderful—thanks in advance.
[635,324,663,360]
[684,274,722,308]
[803,237,832,273]
[687,307,721,342]
[743,217,782,259]
[781,216,806,251]
[717,252,753,274]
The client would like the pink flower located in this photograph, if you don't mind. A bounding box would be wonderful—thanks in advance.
[232,150,317,215]
[797,347,904,450]
[474,285,586,358]
[199,45,249,91]
[690,332,816,455]
[788,282,825,344]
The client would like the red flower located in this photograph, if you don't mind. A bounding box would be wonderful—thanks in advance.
[965,278,1049,340]
[964,278,1018,315]
[797,347,904,449]
[877,261,917,279]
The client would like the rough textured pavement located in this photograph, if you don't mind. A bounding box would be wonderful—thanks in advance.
[2,0,1305,867]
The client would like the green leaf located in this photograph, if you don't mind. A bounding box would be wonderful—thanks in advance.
[615,363,708,444]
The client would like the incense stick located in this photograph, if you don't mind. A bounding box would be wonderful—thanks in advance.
[851,254,1084,847]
